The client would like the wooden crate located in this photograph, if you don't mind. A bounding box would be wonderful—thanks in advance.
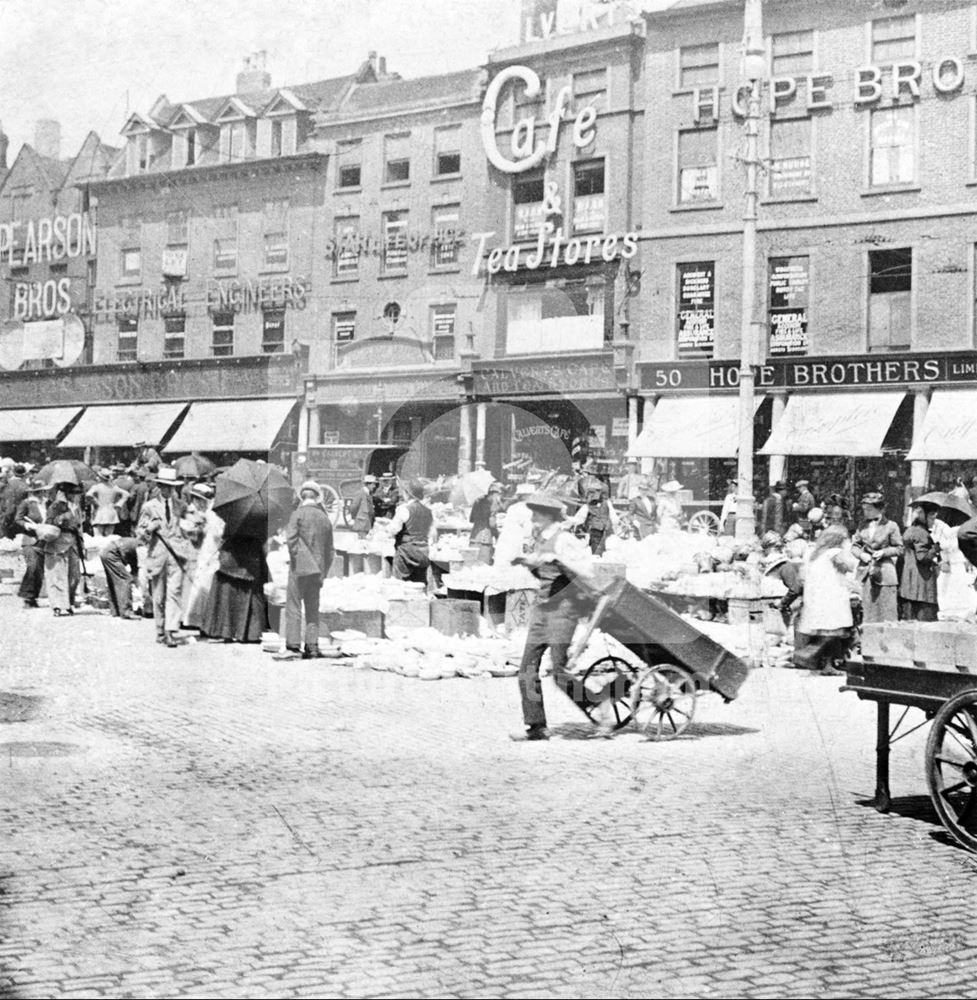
[319,609,384,638]
[505,588,537,632]
[861,622,916,667]
[384,598,431,636]
[431,598,481,637]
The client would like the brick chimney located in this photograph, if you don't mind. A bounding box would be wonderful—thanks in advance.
[34,119,61,160]
[236,51,271,94]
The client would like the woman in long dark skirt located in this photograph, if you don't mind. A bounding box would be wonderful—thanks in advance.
[201,533,269,642]
[899,502,941,622]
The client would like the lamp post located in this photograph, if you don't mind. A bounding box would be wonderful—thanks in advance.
[734,0,765,542]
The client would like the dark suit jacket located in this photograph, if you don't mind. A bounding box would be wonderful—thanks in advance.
[347,489,375,534]
[286,502,335,578]
[2,477,28,538]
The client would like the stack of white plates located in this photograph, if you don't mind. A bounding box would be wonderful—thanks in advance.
[261,631,283,653]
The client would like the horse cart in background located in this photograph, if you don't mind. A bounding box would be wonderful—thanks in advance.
[302,444,408,526]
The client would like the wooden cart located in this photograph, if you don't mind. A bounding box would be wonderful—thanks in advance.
[303,444,407,525]
[567,577,751,740]
[843,659,977,852]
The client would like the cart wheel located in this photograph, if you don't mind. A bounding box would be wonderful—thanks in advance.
[926,689,977,853]
[687,511,721,536]
[319,484,342,526]
[630,663,697,741]
[579,656,636,730]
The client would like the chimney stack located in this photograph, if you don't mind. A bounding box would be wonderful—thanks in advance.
[236,51,271,95]
[34,119,61,160]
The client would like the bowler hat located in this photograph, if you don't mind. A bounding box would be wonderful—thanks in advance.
[525,492,565,519]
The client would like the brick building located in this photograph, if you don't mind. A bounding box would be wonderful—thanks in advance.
[633,0,977,511]
[0,124,115,462]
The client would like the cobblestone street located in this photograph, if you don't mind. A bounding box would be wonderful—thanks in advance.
[1,600,976,999]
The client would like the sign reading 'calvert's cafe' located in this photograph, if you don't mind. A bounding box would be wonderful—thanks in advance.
[641,352,977,392]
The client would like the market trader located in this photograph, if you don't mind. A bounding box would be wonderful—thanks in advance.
[100,536,141,619]
[388,479,434,585]
[511,492,595,742]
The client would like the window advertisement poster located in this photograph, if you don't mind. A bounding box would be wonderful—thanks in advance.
[768,256,810,356]
[677,261,715,359]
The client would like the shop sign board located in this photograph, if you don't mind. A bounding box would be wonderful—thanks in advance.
[640,351,977,393]
[611,416,629,437]
[0,212,96,265]
[471,229,637,275]
[325,229,464,260]
[474,354,616,396]
[12,277,76,320]
[677,262,715,359]
[692,52,977,123]
[768,256,809,357]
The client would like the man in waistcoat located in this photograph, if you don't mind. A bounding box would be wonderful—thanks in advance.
[510,492,595,742]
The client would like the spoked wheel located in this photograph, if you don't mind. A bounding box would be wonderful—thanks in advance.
[687,511,721,536]
[319,484,342,526]
[926,690,977,853]
[630,663,697,741]
[579,655,636,731]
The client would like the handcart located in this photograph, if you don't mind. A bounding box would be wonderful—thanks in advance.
[842,659,977,853]
[567,577,751,741]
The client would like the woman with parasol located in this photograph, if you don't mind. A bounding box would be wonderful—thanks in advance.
[200,459,291,643]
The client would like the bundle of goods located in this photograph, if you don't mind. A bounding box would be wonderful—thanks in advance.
[330,627,522,680]
[861,621,977,672]
[318,573,425,613]
[429,532,473,564]
[441,563,539,594]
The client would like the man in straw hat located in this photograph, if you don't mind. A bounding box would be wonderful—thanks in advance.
[510,491,595,742]
[275,480,335,660]
[136,466,191,647]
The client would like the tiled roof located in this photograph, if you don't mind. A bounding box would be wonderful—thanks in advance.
[35,153,71,188]
[333,68,483,117]
[152,74,358,128]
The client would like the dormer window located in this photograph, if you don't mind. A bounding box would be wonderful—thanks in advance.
[222,121,246,163]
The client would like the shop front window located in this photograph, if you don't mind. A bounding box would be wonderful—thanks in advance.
[505,275,606,354]
[431,304,456,360]
[382,211,408,274]
[211,311,234,357]
[163,313,186,360]
[513,171,546,241]
[117,316,138,362]
[868,248,911,351]
[573,161,605,233]
[262,309,286,354]
[678,129,719,204]
[870,107,915,186]
[431,205,460,268]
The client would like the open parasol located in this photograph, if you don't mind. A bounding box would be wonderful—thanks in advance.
[212,458,294,538]
[37,459,96,488]
[173,452,216,479]
[938,493,976,527]
[913,491,947,509]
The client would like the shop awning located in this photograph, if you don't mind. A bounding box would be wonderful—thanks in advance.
[760,391,905,457]
[907,390,977,460]
[631,396,761,459]
[59,402,188,449]
[0,406,82,442]
[162,398,296,453]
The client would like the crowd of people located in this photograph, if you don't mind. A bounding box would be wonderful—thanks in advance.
[755,480,977,676]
